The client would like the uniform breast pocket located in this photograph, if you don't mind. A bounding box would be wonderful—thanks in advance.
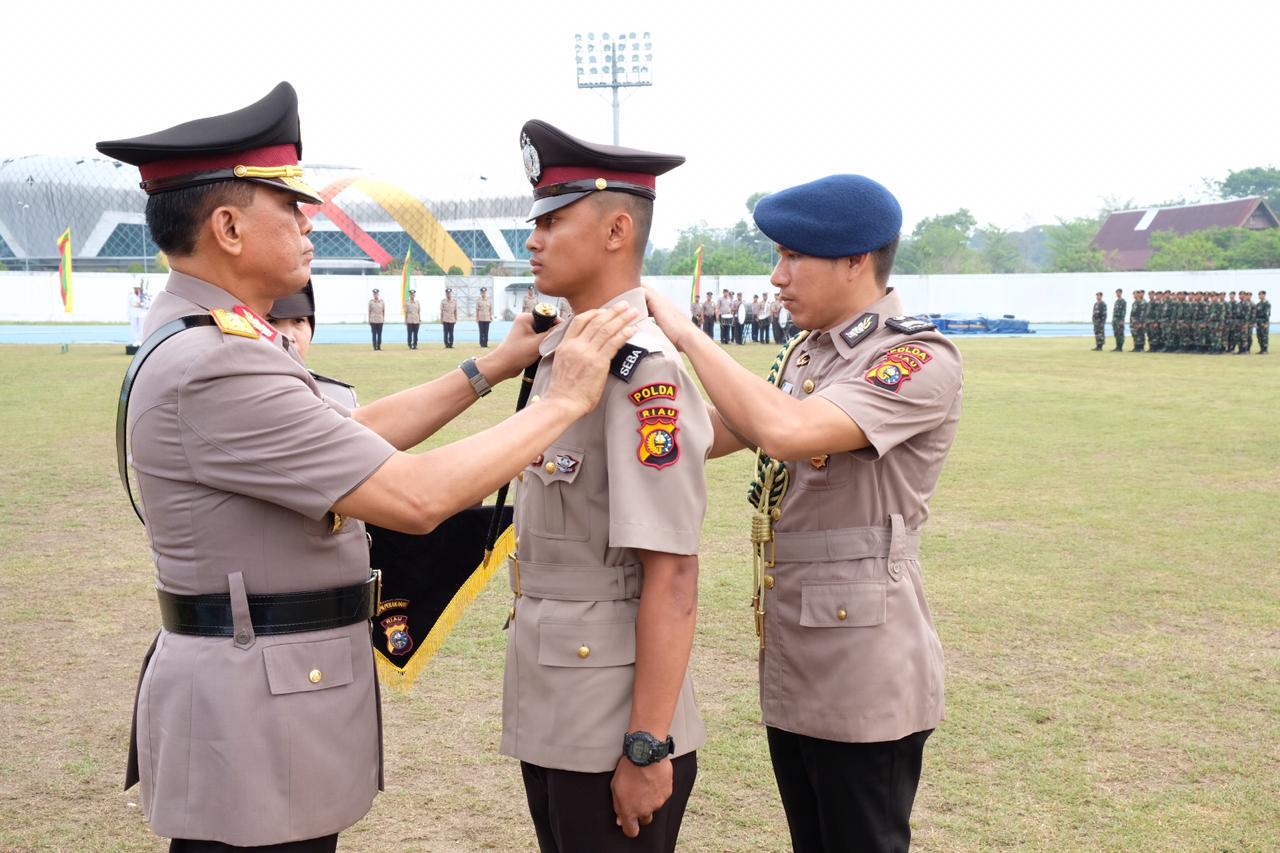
[262,636,355,695]
[793,450,853,490]
[799,580,886,628]
[525,445,589,541]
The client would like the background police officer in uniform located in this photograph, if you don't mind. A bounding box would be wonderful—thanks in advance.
[404,288,422,349]
[367,287,384,350]
[440,287,459,348]
[476,286,493,347]
[98,82,636,852]
[504,119,712,853]
[645,174,961,852]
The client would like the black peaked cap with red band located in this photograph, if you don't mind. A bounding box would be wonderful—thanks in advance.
[96,81,323,205]
[520,119,684,220]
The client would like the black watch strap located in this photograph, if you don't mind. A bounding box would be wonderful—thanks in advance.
[459,357,492,397]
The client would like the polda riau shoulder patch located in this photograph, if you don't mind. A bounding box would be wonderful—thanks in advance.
[636,404,679,469]
[629,382,677,406]
[210,307,260,339]
[840,312,879,348]
[864,343,933,393]
[885,315,936,334]
[610,344,652,382]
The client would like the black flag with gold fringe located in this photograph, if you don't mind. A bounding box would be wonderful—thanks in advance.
[369,505,515,690]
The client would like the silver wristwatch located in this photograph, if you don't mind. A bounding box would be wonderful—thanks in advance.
[459,357,492,398]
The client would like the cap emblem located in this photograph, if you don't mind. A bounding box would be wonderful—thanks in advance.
[595,177,608,190]
[521,133,541,183]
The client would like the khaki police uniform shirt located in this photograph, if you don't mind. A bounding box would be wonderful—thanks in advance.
[761,287,961,744]
[523,292,538,312]
[501,287,712,773]
[440,298,458,323]
[128,272,395,844]
[404,298,421,324]
[717,296,734,321]
[476,296,493,322]
[368,298,385,323]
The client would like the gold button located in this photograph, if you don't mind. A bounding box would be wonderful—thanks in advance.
[802,379,815,393]
[308,669,323,683]
[764,575,775,590]
[836,608,848,621]
[770,508,782,521]
[530,394,540,403]
[545,462,557,474]
[577,645,591,659]
[517,471,525,482]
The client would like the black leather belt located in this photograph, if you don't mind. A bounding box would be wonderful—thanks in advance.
[157,575,378,637]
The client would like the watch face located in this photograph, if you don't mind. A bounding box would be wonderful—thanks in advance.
[627,738,651,763]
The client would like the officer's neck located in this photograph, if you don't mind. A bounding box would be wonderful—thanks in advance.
[567,265,642,314]
[819,278,889,334]
[169,256,275,316]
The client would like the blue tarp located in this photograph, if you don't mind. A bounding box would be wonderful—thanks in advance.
[927,314,1033,334]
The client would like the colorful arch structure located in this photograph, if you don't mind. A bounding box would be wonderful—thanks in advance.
[302,176,473,275]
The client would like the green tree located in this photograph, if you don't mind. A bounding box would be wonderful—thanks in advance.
[645,193,775,276]
[975,225,1023,273]
[1216,166,1280,211]
[895,209,985,274]
[1146,230,1225,271]
[1224,228,1280,268]
[1044,216,1110,272]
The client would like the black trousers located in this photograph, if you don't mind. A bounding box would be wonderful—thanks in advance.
[733,320,744,345]
[520,753,697,853]
[478,321,490,347]
[406,323,419,349]
[442,322,455,348]
[701,317,714,338]
[767,727,931,853]
[170,835,337,853]
[772,319,786,344]
[369,323,382,350]
[719,320,732,344]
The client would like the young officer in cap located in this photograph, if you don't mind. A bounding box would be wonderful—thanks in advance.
[268,281,360,409]
[404,288,422,349]
[476,286,493,347]
[98,82,636,852]
[440,287,458,348]
[502,119,713,853]
[645,174,961,852]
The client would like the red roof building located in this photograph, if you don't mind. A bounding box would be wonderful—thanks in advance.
[1091,197,1279,270]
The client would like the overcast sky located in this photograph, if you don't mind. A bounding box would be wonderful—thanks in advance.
[7,0,1278,248]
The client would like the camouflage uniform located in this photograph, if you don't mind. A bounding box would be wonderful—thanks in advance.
[1207,295,1225,353]
[1091,299,1107,350]
[1112,295,1126,351]
[1239,294,1253,353]
[1256,296,1271,354]
[1150,293,1166,351]
[1226,296,1241,353]
[1130,294,1146,352]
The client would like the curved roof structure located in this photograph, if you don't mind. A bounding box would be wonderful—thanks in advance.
[0,154,531,273]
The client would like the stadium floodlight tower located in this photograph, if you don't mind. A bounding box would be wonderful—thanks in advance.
[574,31,653,145]
[17,202,30,273]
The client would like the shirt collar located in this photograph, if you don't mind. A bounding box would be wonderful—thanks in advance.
[164,270,243,311]
[539,287,648,356]
[828,287,904,360]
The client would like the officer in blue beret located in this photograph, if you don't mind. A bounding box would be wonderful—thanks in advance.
[645,174,962,852]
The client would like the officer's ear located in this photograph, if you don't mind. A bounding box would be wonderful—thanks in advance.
[206,205,245,257]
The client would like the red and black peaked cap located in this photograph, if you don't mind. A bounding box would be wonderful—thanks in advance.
[521,119,684,220]
[96,81,324,205]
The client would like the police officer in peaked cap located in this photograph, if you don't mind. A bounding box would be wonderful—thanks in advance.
[502,119,713,853]
[99,83,638,851]
[644,174,961,852]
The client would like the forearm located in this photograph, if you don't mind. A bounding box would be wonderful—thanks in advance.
[353,352,513,450]
[628,552,698,739]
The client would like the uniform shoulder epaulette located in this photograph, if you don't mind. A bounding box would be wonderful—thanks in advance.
[309,370,355,389]
[610,343,652,382]
[210,307,260,339]
[885,315,936,335]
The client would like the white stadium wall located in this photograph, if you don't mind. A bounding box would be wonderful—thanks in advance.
[2,269,1278,324]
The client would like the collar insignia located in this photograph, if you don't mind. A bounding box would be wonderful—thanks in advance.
[840,313,878,348]
[210,307,260,340]
[233,305,278,341]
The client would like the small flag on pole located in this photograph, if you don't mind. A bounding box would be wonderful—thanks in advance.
[401,247,412,311]
[690,244,704,304]
[57,228,73,314]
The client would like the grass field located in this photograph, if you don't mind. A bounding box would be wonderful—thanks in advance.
[0,336,1277,852]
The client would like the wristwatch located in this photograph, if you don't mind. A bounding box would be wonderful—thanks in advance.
[458,357,492,398]
[622,731,675,766]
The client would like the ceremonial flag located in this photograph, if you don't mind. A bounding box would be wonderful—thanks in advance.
[57,228,73,314]
[690,243,704,303]
[401,247,412,311]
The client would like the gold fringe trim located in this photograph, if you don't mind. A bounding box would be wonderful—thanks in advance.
[374,523,516,692]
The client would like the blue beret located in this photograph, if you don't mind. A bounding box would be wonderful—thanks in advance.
[753,174,902,258]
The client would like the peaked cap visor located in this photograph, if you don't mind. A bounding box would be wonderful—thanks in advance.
[95,81,323,205]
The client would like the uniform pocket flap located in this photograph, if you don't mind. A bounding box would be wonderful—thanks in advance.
[528,445,586,486]
[538,619,635,668]
[263,636,354,695]
[799,580,886,628]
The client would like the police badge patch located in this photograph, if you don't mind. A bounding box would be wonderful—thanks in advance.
[636,405,680,469]
[380,613,414,656]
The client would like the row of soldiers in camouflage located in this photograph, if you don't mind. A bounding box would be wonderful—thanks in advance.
[1092,288,1271,354]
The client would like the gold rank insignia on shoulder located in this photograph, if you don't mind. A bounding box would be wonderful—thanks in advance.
[210,307,260,339]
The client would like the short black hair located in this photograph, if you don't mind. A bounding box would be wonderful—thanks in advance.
[145,181,256,257]
[869,236,899,287]
[592,192,652,265]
